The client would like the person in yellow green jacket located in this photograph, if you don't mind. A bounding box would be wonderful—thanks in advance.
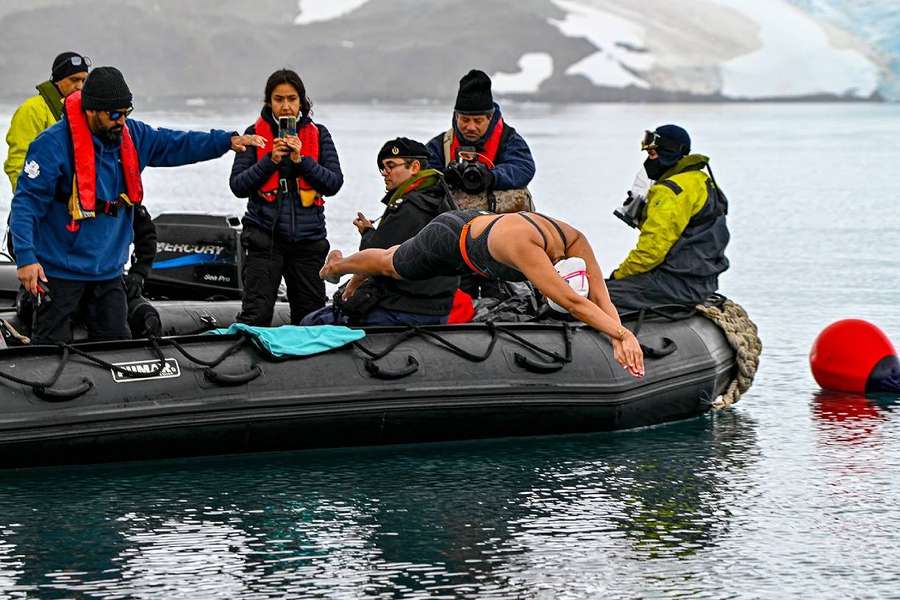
[4,52,91,191]
[606,125,729,313]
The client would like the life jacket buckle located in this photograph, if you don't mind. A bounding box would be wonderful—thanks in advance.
[279,178,289,194]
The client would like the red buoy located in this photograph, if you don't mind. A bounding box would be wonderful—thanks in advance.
[810,319,900,394]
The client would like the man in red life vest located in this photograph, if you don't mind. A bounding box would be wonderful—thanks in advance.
[9,66,264,344]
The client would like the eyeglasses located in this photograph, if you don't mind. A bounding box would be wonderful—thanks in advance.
[379,160,411,175]
[105,107,134,121]
[69,56,92,67]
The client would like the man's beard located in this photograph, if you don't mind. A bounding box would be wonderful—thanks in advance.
[99,126,123,144]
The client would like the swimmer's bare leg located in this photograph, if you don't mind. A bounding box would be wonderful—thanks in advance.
[320,246,401,283]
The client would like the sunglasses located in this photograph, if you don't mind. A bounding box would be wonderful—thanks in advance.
[640,130,685,153]
[105,107,134,121]
[69,56,92,67]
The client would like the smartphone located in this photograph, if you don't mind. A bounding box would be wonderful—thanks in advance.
[278,116,297,138]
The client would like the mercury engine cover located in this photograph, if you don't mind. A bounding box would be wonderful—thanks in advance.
[144,213,243,300]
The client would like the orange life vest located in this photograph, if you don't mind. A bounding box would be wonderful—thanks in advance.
[64,90,142,230]
[254,116,321,206]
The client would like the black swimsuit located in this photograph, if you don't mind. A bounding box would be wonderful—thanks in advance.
[392,209,569,282]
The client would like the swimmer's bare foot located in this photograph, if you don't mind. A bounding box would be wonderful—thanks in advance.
[320,250,343,283]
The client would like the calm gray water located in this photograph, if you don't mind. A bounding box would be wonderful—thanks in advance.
[0,102,899,598]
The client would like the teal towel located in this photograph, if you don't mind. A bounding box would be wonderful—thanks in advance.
[208,324,365,357]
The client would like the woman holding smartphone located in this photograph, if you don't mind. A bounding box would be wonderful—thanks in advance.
[230,69,343,326]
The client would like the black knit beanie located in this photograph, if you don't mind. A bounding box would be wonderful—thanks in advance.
[51,51,90,82]
[653,124,691,167]
[81,66,133,111]
[454,70,493,115]
[377,137,429,168]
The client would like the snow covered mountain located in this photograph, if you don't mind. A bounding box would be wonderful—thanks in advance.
[290,0,895,101]
[0,0,895,102]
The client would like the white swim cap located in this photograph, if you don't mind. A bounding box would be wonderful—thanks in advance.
[547,257,589,313]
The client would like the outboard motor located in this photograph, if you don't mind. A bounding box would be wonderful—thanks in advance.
[144,213,243,300]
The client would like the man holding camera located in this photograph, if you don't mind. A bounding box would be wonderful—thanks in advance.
[606,125,729,312]
[427,69,536,298]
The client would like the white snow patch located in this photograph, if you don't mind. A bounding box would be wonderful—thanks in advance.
[549,0,652,89]
[294,0,370,25]
[708,0,878,98]
[491,53,554,94]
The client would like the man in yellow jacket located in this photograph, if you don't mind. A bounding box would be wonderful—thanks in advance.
[4,52,90,191]
[607,125,729,312]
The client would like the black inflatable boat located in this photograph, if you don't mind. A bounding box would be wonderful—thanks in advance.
[0,213,745,468]
[0,307,736,469]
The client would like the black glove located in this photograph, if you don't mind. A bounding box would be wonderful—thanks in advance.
[444,161,465,190]
[124,271,145,300]
[475,162,495,193]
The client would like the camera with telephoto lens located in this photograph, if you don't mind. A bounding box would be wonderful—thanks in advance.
[278,116,297,138]
[613,191,647,229]
[613,169,652,229]
[448,146,491,194]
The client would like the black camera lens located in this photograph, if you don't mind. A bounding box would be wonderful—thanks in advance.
[461,164,485,192]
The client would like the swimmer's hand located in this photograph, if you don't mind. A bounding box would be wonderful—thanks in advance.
[612,330,644,378]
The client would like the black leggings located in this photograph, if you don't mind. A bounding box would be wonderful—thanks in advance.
[391,209,527,282]
[391,212,469,281]
[237,224,329,326]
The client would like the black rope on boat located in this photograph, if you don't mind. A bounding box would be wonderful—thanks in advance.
[0,334,256,402]
[66,337,167,378]
[494,323,572,364]
[163,335,248,367]
[0,344,93,401]
[352,328,420,360]
[353,322,500,364]
[0,339,168,402]
[353,322,572,379]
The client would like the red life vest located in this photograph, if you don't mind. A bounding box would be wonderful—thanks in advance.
[254,116,321,204]
[449,117,505,167]
[64,91,143,229]
[447,288,475,324]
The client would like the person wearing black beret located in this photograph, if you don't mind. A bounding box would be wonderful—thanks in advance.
[300,137,458,326]
[425,69,537,300]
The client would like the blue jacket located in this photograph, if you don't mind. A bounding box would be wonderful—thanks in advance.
[229,109,343,241]
[10,118,234,281]
[426,103,535,190]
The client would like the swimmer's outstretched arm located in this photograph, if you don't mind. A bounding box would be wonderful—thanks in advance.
[319,246,403,283]
[511,240,644,377]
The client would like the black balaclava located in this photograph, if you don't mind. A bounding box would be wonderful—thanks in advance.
[644,124,691,180]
